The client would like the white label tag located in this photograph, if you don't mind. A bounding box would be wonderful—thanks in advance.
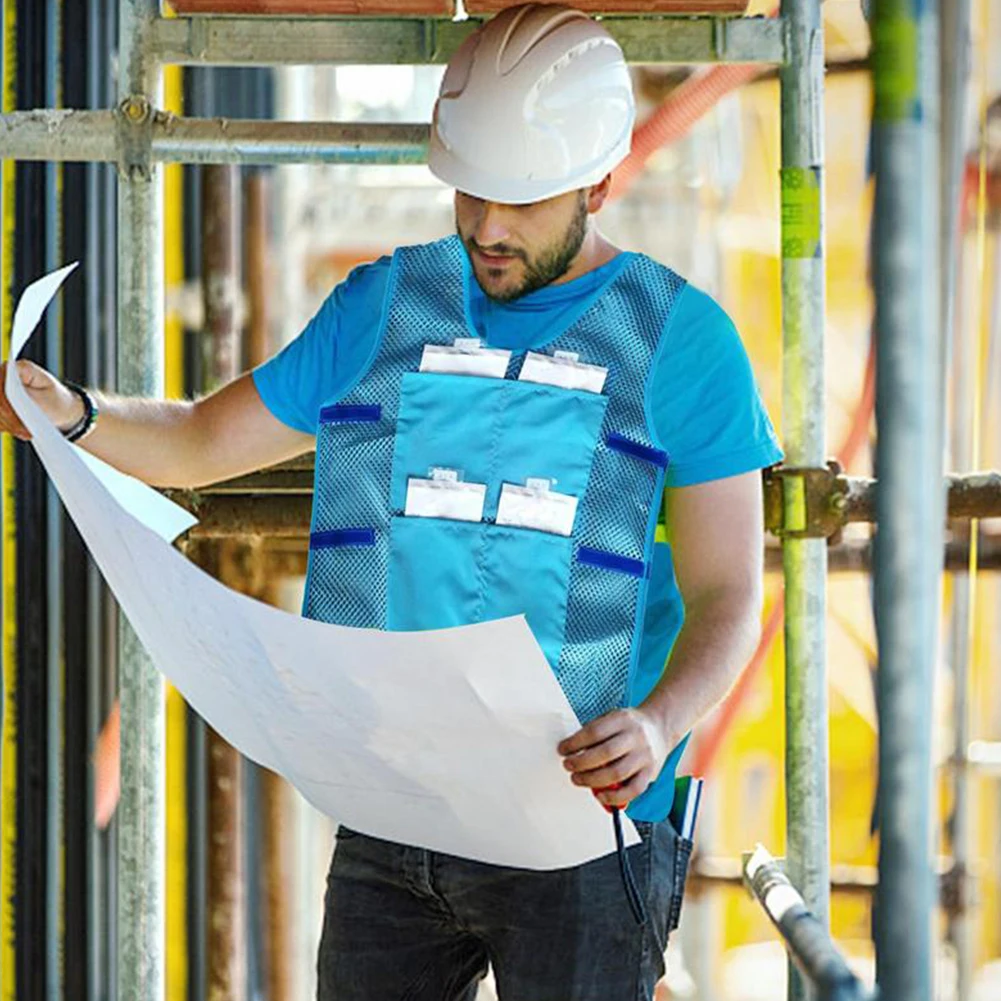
[518,352,607,393]
[495,483,578,537]
[524,477,553,494]
[419,343,511,379]
[405,477,486,523]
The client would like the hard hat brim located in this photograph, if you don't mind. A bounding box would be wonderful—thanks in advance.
[428,134,630,206]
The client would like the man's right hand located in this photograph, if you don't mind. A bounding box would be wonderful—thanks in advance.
[0,359,85,440]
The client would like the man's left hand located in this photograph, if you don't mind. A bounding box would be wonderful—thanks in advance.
[557,707,671,809]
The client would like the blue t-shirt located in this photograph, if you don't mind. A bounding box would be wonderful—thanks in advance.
[253,249,783,822]
[255,251,782,488]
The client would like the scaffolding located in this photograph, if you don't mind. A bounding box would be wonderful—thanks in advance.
[0,0,992,999]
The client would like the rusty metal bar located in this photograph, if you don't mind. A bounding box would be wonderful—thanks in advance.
[179,496,313,538]
[245,171,270,370]
[203,165,241,385]
[243,170,292,1001]
[150,15,788,67]
[202,163,246,1001]
[844,472,1001,523]
[763,470,1001,535]
[258,770,292,1001]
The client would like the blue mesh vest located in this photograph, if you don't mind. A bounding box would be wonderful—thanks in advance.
[304,237,688,817]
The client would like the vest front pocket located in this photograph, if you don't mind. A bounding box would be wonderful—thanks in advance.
[390,372,607,521]
[386,516,573,670]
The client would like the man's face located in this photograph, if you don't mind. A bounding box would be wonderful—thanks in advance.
[455,189,589,303]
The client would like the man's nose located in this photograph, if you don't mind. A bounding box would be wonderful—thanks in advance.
[473,201,512,247]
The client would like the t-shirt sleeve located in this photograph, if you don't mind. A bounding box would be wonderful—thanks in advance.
[251,256,393,434]
[648,284,784,488]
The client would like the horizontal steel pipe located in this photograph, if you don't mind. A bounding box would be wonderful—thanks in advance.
[0,109,118,161]
[175,471,1001,541]
[764,536,1001,573]
[744,846,871,1001]
[694,855,878,898]
[843,472,1001,524]
[177,495,314,538]
[152,15,787,67]
[0,111,428,165]
[966,741,1001,775]
[153,117,428,166]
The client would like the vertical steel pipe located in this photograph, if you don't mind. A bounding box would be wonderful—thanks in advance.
[44,3,64,999]
[244,172,293,1001]
[939,3,974,994]
[203,163,246,1001]
[245,171,270,369]
[871,0,943,997]
[116,2,164,1000]
[779,0,829,998]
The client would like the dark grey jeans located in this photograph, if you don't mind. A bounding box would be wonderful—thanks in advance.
[317,819,690,1001]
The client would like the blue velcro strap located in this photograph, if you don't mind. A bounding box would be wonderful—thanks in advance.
[310,528,376,549]
[576,547,646,579]
[606,433,669,469]
[320,403,382,424]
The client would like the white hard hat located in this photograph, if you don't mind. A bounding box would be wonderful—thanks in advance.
[429,4,635,205]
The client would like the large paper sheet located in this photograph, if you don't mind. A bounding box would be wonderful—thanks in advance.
[7,265,638,869]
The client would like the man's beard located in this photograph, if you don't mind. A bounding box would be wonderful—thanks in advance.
[460,193,589,303]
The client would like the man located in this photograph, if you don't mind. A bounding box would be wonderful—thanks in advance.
[0,5,782,998]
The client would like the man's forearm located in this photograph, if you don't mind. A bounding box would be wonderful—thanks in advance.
[641,587,762,747]
[62,373,313,490]
[81,393,209,488]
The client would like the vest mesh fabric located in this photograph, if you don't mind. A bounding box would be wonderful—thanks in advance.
[305,239,468,626]
[304,237,685,725]
[539,260,685,721]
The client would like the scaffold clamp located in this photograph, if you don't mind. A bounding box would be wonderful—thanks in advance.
[764,461,847,540]
[117,95,155,180]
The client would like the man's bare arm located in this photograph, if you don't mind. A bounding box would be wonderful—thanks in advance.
[0,359,315,488]
[559,471,765,808]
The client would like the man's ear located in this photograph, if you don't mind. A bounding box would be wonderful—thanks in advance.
[586,174,613,214]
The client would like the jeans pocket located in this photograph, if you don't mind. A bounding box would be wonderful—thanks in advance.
[667,834,694,933]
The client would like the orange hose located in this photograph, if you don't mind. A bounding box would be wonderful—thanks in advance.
[611,64,768,201]
[93,700,121,830]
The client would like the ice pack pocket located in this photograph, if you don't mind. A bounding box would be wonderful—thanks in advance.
[404,475,487,522]
[390,372,607,519]
[518,351,608,393]
[420,341,511,378]
[386,517,485,632]
[386,517,572,668]
[495,482,578,536]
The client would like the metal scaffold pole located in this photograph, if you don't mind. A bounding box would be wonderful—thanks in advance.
[778,0,829,998]
[940,6,975,998]
[116,1,165,1000]
[871,0,943,996]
